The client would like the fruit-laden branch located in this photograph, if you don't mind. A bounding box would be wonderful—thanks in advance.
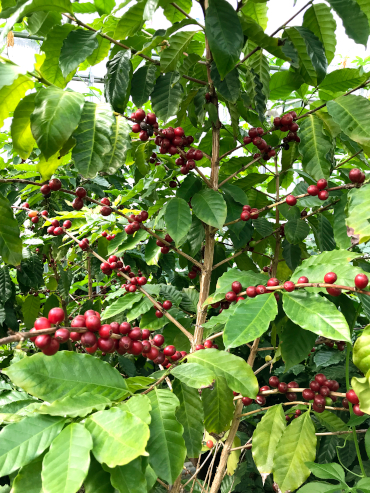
[61,13,208,86]
[238,401,348,418]
[233,387,346,399]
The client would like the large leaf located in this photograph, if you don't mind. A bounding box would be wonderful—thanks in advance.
[0,73,34,130]
[85,407,149,467]
[210,64,240,104]
[104,115,131,175]
[72,102,114,179]
[59,29,98,77]
[202,376,234,434]
[105,50,132,113]
[303,3,336,64]
[151,72,183,123]
[171,363,215,388]
[0,267,13,305]
[22,294,40,330]
[131,64,157,108]
[272,412,317,492]
[187,348,259,398]
[30,86,84,160]
[84,456,115,493]
[38,392,111,418]
[205,0,243,79]
[327,95,370,148]
[0,193,22,266]
[0,414,65,477]
[298,114,332,180]
[269,71,304,100]
[173,380,204,458]
[12,454,44,493]
[252,404,286,476]
[285,219,310,244]
[164,197,192,246]
[147,388,186,483]
[192,189,227,229]
[160,31,195,72]
[113,1,145,39]
[345,184,370,243]
[94,0,115,15]
[242,1,267,29]
[3,352,129,402]
[326,0,369,46]
[281,321,317,370]
[11,93,36,160]
[319,68,366,97]
[332,194,351,249]
[105,457,147,493]
[42,423,92,493]
[223,294,278,349]
[282,291,351,342]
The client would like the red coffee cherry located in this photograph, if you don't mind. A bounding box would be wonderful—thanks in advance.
[42,338,60,355]
[346,389,359,405]
[286,195,297,206]
[324,272,337,284]
[318,190,329,201]
[48,307,65,324]
[206,440,214,449]
[242,397,253,406]
[49,178,61,191]
[284,281,295,292]
[307,185,319,196]
[302,389,315,401]
[349,168,362,183]
[297,276,309,284]
[269,376,279,388]
[355,273,369,289]
[55,328,70,343]
[317,179,327,190]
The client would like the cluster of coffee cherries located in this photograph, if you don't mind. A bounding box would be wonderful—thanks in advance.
[274,111,300,146]
[243,127,277,162]
[344,389,363,416]
[349,168,366,184]
[156,234,173,255]
[71,187,88,211]
[124,210,149,235]
[30,308,66,355]
[131,109,158,141]
[323,271,369,297]
[100,255,126,277]
[46,218,72,236]
[101,231,116,241]
[306,178,331,201]
[234,385,270,408]
[154,126,196,158]
[194,339,219,351]
[40,178,62,196]
[323,340,346,351]
[240,204,259,222]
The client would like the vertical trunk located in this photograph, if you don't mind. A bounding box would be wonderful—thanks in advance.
[87,255,93,299]
[271,157,280,278]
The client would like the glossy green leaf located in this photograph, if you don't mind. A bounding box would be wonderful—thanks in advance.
[210,64,240,104]
[285,219,310,244]
[173,380,204,458]
[38,392,111,418]
[114,1,145,39]
[345,185,370,243]
[87,35,111,66]
[160,31,195,72]
[187,348,259,398]
[0,267,12,305]
[282,291,351,342]
[326,0,369,46]
[297,483,341,493]
[151,72,183,123]
[303,3,336,64]
[121,394,152,425]
[319,68,366,96]
[305,462,345,483]
[105,50,132,113]
[281,321,317,370]
[11,93,36,160]
[282,240,301,271]
[202,376,234,434]
[72,102,114,179]
[192,189,227,229]
[42,423,93,493]
[0,193,22,266]
[106,457,147,493]
[85,407,149,467]
[12,454,43,493]
[353,325,370,374]
[3,351,129,402]
[252,404,286,476]
[205,0,243,79]
[0,414,65,477]
[273,412,317,492]
[223,294,278,348]
[171,363,215,388]
[131,64,157,108]
[164,197,192,246]
[22,294,40,330]
[84,456,115,493]
[333,195,351,249]
[0,73,34,130]
[94,0,115,15]
[298,115,332,180]
[104,115,131,175]
[269,71,304,100]
[313,410,349,435]
[147,388,186,483]
[59,29,98,77]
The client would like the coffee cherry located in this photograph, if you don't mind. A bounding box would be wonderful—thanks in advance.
[353,404,364,416]
[314,394,326,407]
[302,388,315,401]
[35,334,52,349]
[255,395,266,406]
[324,272,337,284]
[119,336,133,351]
[346,389,359,405]
[99,325,112,339]
[286,392,297,401]
[129,328,142,341]
[319,385,331,397]
[195,344,205,350]
[100,206,112,216]
[54,226,64,235]
[28,210,37,218]
[163,345,176,357]
[317,179,327,190]
[246,286,257,298]
[85,343,98,354]
[63,220,72,229]
[242,396,253,406]
[278,382,288,393]
[349,168,362,183]
[41,184,51,195]
[129,285,137,293]
[155,310,163,318]
[152,334,164,347]
[231,281,242,294]
[203,340,212,349]
[120,322,131,334]
[137,277,147,286]
[326,287,341,297]
[41,210,48,217]
[240,211,250,221]
[206,440,214,449]
[76,187,87,198]
[315,373,326,385]
[225,291,237,302]
[48,307,65,324]
[309,380,320,392]
[23,202,30,208]
[161,246,170,254]
[42,338,60,355]
[163,300,172,310]
[307,185,318,196]
[72,197,84,210]
[318,190,329,201]
[49,178,61,191]
[286,195,297,206]
[284,281,295,292]
[313,403,325,413]
[269,376,279,388]
[267,278,279,287]
[281,114,293,126]
[81,332,98,347]
[256,285,267,295]
[355,273,368,289]
[135,109,145,121]
[297,276,309,284]
[71,315,86,328]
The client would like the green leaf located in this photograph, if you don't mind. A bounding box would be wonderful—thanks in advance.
[333,194,351,249]
[282,240,301,271]
[282,291,351,342]
[162,0,191,23]
[164,197,192,246]
[223,294,278,349]
[72,102,114,179]
[171,363,215,388]
[0,73,34,130]
[326,0,369,46]
[192,189,227,229]
[0,414,65,477]
[3,351,129,402]
[252,404,286,476]
[202,376,234,433]
[12,454,44,493]
[147,388,186,483]
[131,64,157,108]
[11,93,36,160]
[114,1,145,39]
[319,68,366,96]
[151,72,183,123]
[173,380,204,458]
[105,50,132,113]
[0,193,22,266]
[210,64,240,104]
[298,114,332,180]
[38,392,111,418]
[94,0,115,15]
[308,215,336,252]
[104,115,131,175]
[85,456,115,493]
[303,3,336,64]
[242,1,267,29]
[85,407,149,467]
[353,326,370,374]
[160,31,195,72]
[297,483,340,493]
[273,412,317,492]
[313,411,349,435]
[59,29,99,77]
[285,219,310,244]
[87,36,111,66]
[269,71,304,100]
[101,293,143,320]
[22,294,40,330]
[205,0,243,79]
[42,423,92,493]
[0,267,13,305]
[345,185,370,243]
[121,394,152,425]
[177,174,203,202]
[187,216,205,256]
[106,457,147,493]
[126,297,152,322]
[30,86,84,161]
[281,321,317,370]
[187,348,259,398]
[327,95,370,148]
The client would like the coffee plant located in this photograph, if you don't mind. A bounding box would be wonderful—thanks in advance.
[0,0,370,492]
